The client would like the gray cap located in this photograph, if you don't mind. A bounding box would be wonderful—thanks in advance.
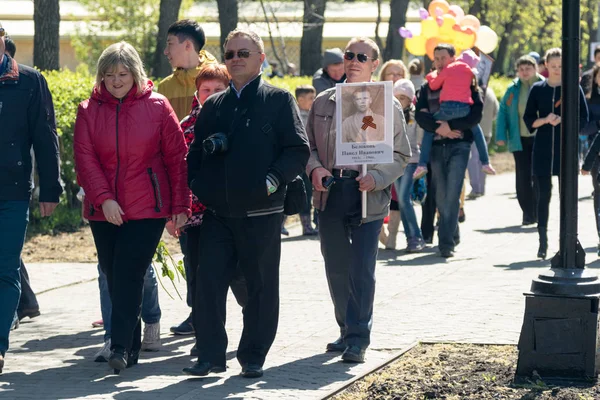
[323,48,344,68]
[528,51,541,64]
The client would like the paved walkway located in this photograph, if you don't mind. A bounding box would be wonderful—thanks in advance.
[1,173,600,399]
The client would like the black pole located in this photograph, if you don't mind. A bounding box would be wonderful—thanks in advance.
[558,0,580,269]
[515,1,600,382]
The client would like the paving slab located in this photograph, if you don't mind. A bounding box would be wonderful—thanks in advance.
[1,173,599,399]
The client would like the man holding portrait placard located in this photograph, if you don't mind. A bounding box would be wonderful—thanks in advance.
[305,37,410,363]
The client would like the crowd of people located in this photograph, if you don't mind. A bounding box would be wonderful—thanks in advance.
[1,15,599,383]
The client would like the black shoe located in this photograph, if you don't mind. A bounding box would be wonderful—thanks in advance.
[522,217,537,226]
[537,245,547,259]
[182,361,226,376]
[341,345,365,363]
[127,350,140,368]
[326,337,346,352]
[281,226,289,236]
[424,237,433,245]
[0,354,4,374]
[458,208,466,223]
[108,349,128,373]
[241,363,264,378]
[537,227,548,260]
[190,344,198,357]
[440,249,454,258]
[170,315,194,335]
[17,308,40,321]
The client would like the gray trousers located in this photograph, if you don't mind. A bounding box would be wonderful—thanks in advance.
[467,138,491,194]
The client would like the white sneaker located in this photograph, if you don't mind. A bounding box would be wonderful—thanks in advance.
[94,339,111,362]
[141,322,162,352]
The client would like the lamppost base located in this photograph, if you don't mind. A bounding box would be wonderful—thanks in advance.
[515,287,600,382]
[531,268,600,296]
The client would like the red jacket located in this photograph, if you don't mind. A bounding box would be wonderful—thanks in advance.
[426,61,475,105]
[74,80,191,222]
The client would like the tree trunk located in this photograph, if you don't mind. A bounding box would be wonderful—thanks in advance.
[217,0,239,59]
[375,0,384,57]
[33,0,60,70]
[152,0,183,78]
[492,9,517,74]
[259,0,286,69]
[492,33,510,74]
[383,0,409,62]
[467,0,483,16]
[300,0,327,76]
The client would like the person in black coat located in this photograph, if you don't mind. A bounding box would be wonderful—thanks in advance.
[580,65,600,255]
[0,22,62,373]
[523,48,588,259]
[184,28,309,379]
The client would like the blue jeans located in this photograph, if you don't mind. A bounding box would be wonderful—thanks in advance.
[0,201,29,355]
[419,102,489,167]
[432,101,471,121]
[394,163,423,241]
[98,263,161,342]
[430,142,471,252]
[318,178,383,349]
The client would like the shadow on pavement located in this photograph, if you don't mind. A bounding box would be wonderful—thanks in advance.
[379,249,449,267]
[10,329,102,353]
[493,259,549,270]
[110,352,356,400]
[281,235,320,243]
[1,330,357,399]
[475,225,537,235]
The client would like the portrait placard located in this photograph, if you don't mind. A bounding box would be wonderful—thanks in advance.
[475,50,494,92]
[335,81,394,166]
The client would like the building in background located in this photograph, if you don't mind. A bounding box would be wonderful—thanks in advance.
[1,0,421,71]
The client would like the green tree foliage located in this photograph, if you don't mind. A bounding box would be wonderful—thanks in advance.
[440,0,600,72]
[71,0,160,69]
[28,67,95,235]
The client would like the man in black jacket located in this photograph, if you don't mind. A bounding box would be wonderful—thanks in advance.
[0,22,62,374]
[184,28,309,379]
[415,44,483,258]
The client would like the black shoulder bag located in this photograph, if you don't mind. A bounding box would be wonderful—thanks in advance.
[284,175,307,216]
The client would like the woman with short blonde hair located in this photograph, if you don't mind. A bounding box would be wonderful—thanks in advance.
[95,41,148,94]
[379,59,408,83]
[75,41,191,374]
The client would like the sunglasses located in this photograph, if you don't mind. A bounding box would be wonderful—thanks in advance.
[344,51,375,63]
[0,28,5,37]
[224,50,262,60]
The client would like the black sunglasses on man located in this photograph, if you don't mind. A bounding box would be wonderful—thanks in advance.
[344,51,375,63]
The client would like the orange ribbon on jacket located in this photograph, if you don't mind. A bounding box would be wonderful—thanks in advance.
[361,116,376,130]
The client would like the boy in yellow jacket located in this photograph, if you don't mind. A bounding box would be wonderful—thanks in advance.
[158,19,217,121]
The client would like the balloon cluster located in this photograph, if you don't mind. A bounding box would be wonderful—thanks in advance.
[399,0,499,59]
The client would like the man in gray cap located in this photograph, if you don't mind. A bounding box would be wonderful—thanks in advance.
[312,48,346,95]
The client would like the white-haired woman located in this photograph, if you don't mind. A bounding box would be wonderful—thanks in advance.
[74,42,190,373]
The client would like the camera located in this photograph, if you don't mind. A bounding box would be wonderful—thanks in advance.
[202,132,229,155]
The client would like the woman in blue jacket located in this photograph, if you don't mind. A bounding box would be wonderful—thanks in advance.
[496,55,545,226]
[523,48,588,259]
